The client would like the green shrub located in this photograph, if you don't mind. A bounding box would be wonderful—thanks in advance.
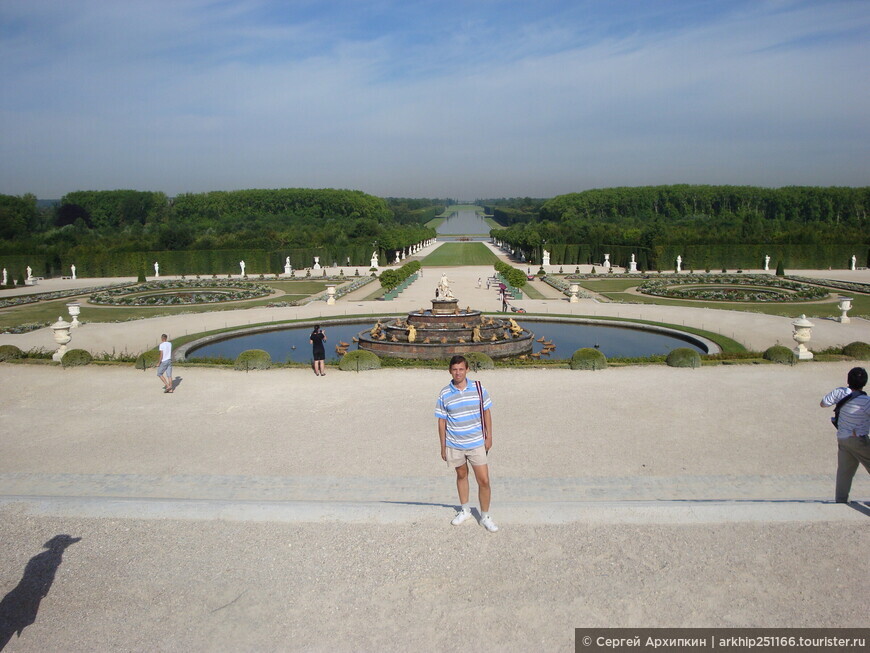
[463,351,495,370]
[763,345,796,364]
[338,349,381,372]
[134,350,160,370]
[570,348,608,370]
[843,341,870,360]
[0,344,24,361]
[61,348,93,367]
[234,349,272,371]
[666,348,701,368]
[775,260,785,276]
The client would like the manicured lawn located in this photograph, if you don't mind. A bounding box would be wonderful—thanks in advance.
[483,217,505,230]
[0,280,337,328]
[420,243,500,266]
[425,217,446,229]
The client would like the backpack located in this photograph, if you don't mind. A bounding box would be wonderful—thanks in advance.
[832,390,867,428]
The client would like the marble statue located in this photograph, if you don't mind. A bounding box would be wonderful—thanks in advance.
[437,273,455,299]
[1,268,6,285]
[676,255,682,273]
[542,249,550,267]
[284,257,292,275]
[239,260,246,276]
[154,261,160,278]
[851,255,857,270]
[371,251,378,268]
[764,255,770,271]
[26,266,32,280]
[71,264,77,280]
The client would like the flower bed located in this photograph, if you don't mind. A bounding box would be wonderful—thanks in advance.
[637,275,828,302]
[90,280,272,306]
[0,282,132,309]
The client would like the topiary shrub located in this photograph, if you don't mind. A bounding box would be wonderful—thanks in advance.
[0,344,24,361]
[666,348,701,368]
[234,349,271,371]
[775,260,785,276]
[843,341,870,360]
[763,345,796,364]
[61,348,93,367]
[134,349,160,370]
[570,348,608,370]
[338,350,381,372]
[463,351,495,370]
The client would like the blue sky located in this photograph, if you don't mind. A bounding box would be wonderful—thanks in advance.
[0,0,867,200]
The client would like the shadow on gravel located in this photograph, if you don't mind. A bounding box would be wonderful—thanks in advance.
[0,534,81,651]
[847,501,870,517]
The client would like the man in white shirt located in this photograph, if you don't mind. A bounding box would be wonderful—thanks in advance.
[157,334,173,393]
[820,367,870,503]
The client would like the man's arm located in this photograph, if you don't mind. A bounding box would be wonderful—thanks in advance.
[438,418,447,461]
[820,387,847,408]
[483,408,492,451]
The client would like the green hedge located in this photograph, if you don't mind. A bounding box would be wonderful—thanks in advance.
[0,344,23,361]
[843,341,870,360]
[570,348,608,370]
[493,261,527,288]
[339,350,381,371]
[666,348,702,368]
[61,348,93,367]
[380,260,422,290]
[763,345,796,364]
[234,349,272,371]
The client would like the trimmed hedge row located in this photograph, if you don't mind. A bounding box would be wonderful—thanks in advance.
[493,261,527,288]
[380,260,422,291]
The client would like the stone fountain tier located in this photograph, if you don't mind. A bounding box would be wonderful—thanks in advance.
[357,299,534,360]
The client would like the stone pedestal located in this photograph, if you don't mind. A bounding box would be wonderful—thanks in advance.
[792,314,814,360]
[629,260,637,273]
[838,297,852,324]
[67,302,81,328]
[51,316,72,362]
[431,298,459,315]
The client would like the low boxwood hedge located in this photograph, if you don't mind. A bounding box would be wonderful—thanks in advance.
[61,348,93,367]
[763,345,796,364]
[666,348,701,368]
[234,349,272,371]
[134,350,160,370]
[843,341,870,360]
[570,348,608,370]
[0,344,23,361]
[339,350,381,372]
[463,352,495,370]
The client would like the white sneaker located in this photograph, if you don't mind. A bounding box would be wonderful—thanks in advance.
[451,509,472,526]
[480,515,499,532]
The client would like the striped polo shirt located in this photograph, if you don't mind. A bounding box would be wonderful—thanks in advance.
[434,378,492,450]
[822,387,870,439]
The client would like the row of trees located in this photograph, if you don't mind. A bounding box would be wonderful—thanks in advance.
[0,189,441,277]
[491,185,869,268]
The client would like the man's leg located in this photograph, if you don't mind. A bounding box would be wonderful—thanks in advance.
[835,441,860,502]
[455,463,470,505]
[471,464,491,512]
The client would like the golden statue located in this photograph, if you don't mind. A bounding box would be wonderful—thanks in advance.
[472,325,482,342]
[508,318,523,337]
[408,324,417,343]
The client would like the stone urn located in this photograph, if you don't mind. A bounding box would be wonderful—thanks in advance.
[67,302,81,328]
[326,285,336,305]
[569,283,580,303]
[838,297,853,324]
[791,314,814,360]
[51,316,72,362]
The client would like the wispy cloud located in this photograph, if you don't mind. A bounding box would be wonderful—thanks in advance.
[0,0,867,199]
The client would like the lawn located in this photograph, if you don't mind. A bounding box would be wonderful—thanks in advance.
[574,277,870,318]
[0,280,337,328]
[420,243,501,267]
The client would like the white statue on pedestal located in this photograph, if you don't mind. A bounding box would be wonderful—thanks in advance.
[371,251,379,268]
[603,254,611,270]
[394,251,401,264]
[851,255,857,270]
[437,273,455,299]
[313,256,321,270]
[26,266,32,281]
[629,253,637,273]
[154,261,160,278]
[284,257,292,275]
[676,255,682,273]
[764,255,770,271]
[542,249,550,267]
[71,264,77,280]
[1,268,6,285]
[239,260,246,276]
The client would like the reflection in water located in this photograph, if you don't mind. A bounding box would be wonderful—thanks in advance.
[436,208,492,235]
[0,535,81,651]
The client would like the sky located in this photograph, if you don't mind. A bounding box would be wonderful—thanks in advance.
[0,0,868,200]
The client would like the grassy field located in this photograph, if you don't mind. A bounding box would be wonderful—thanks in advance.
[0,280,335,328]
[576,277,870,318]
[420,242,500,266]
[483,217,505,230]
[424,217,446,229]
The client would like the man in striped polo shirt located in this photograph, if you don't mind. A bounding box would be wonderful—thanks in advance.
[435,355,498,532]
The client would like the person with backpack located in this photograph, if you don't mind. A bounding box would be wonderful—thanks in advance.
[820,367,870,503]
[435,355,498,532]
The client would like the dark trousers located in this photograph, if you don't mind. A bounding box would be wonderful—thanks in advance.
[835,436,870,502]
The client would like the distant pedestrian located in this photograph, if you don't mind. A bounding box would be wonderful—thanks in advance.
[157,334,173,393]
[486,279,490,290]
[477,277,482,288]
[501,292,508,312]
[820,367,870,502]
[310,325,327,376]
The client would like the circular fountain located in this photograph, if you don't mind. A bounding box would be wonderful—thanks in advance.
[358,297,534,359]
